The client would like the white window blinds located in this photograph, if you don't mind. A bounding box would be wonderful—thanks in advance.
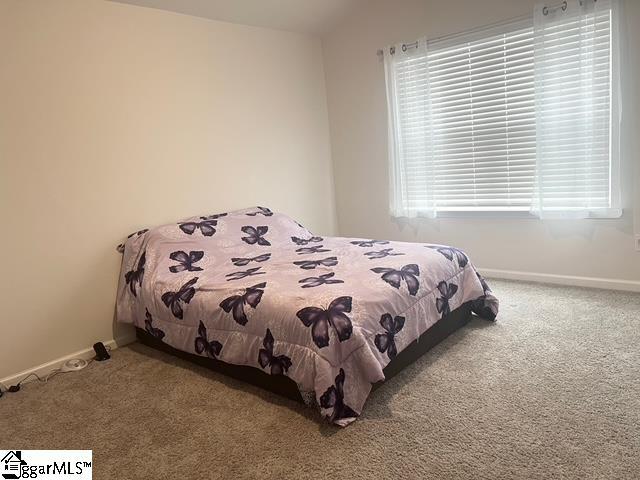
[384,0,620,218]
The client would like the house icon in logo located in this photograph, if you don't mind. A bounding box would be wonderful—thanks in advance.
[1,451,26,480]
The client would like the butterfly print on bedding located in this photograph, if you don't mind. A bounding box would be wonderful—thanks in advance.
[296,296,353,348]
[427,245,468,268]
[219,282,266,325]
[225,267,265,281]
[124,251,146,297]
[117,229,149,252]
[195,321,222,359]
[298,272,344,289]
[291,236,323,246]
[258,329,292,375]
[179,219,217,237]
[169,250,204,273]
[472,273,496,321]
[241,226,271,246]
[144,309,165,340]
[127,229,149,239]
[374,314,405,360]
[350,240,389,248]
[246,206,273,217]
[293,257,338,270]
[477,272,491,294]
[161,277,198,319]
[320,368,359,423]
[200,213,227,221]
[364,248,405,260]
[230,253,271,266]
[436,281,459,318]
[371,264,420,296]
[296,245,330,255]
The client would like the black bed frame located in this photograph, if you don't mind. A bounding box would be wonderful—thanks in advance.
[136,302,473,403]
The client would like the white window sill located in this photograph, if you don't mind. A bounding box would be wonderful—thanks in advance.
[434,210,537,219]
[396,208,623,220]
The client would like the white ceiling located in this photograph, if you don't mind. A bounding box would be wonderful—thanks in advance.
[109,0,363,35]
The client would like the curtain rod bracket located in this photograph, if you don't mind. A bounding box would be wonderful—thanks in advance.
[542,1,567,16]
[543,0,596,16]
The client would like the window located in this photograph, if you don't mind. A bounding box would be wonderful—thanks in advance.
[384,0,620,218]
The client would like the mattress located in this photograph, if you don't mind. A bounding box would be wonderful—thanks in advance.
[116,207,498,426]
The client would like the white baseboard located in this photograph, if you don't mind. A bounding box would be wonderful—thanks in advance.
[0,332,137,389]
[480,268,640,293]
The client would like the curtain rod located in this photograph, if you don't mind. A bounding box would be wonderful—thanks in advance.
[376,0,601,54]
[376,13,531,57]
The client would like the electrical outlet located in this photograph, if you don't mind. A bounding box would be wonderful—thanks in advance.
[636,235,640,252]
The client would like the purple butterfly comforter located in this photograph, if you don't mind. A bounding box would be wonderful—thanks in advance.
[116,207,498,426]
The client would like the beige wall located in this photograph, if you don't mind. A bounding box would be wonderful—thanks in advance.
[0,0,336,379]
[322,0,640,283]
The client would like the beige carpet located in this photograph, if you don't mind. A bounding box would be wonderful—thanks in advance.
[2,280,639,479]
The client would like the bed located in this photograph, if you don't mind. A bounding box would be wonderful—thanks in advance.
[116,207,498,426]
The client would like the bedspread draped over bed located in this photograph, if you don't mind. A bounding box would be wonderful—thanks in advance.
[116,207,498,425]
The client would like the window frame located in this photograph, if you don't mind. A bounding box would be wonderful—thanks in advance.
[384,11,621,219]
